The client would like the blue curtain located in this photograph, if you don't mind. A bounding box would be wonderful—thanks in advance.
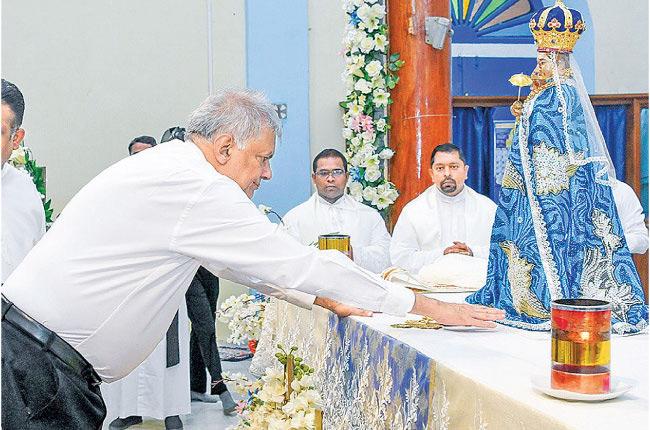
[452,107,495,199]
[594,105,627,181]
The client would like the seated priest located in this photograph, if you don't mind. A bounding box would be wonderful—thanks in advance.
[612,179,649,255]
[283,148,391,273]
[390,143,497,276]
[1,89,504,429]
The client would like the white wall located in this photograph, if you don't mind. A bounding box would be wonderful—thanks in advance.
[308,0,347,160]
[2,0,246,215]
[588,0,648,94]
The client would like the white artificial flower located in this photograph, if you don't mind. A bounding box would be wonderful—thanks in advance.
[346,55,366,78]
[378,148,394,159]
[350,136,362,149]
[364,167,382,182]
[376,118,387,132]
[362,185,378,201]
[361,130,376,144]
[359,36,375,54]
[8,147,26,166]
[357,3,386,25]
[362,152,380,167]
[299,388,321,405]
[374,34,388,51]
[258,204,272,215]
[342,127,354,140]
[289,410,309,429]
[360,17,380,32]
[349,101,363,116]
[262,367,285,383]
[365,0,379,4]
[371,74,386,91]
[348,181,363,201]
[372,89,390,107]
[267,415,291,430]
[365,60,382,78]
[257,378,286,404]
[354,79,372,94]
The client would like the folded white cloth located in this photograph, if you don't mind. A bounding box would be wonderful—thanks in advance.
[417,254,488,291]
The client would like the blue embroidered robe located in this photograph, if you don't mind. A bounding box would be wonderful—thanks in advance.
[466,81,648,334]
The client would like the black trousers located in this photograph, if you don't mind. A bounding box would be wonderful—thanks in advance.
[1,320,106,429]
[185,266,224,393]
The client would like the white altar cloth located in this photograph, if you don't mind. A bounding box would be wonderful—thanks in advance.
[351,293,648,429]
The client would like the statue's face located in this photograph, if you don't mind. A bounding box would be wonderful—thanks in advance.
[531,52,555,82]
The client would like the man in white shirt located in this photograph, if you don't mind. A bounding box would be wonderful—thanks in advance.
[1,89,503,429]
[391,143,497,275]
[1,79,46,284]
[284,148,390,273]
[612,179,649,254]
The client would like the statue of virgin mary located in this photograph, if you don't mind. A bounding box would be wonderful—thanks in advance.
[466,0,648,334]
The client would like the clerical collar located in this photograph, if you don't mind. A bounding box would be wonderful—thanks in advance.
[316,193,347,207]
[434,185,466,203]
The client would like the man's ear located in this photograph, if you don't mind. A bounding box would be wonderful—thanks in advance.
[428,166,435,183]
[212,134,234,165]
[12,128,25,150]
[464,164,469,180]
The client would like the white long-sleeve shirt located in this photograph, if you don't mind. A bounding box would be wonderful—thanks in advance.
[390,185,497,274]
[612,180,648,254]
[1,163,46,283]
[2,140,414,382]
[283,193,391,273]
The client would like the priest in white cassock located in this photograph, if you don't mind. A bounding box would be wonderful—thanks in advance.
[1,79,46,284]
[612,179,649,254]
[1,90,504,429]
[252,149,391,374]
[390,143,497,276]
[283,148,391,273]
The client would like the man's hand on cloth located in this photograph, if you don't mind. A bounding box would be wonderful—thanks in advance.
[314,296,373,318]
[443,241,473,256]
[411,294,505,328]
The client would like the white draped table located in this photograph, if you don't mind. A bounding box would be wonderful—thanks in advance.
[253,292,648,429]
[355,292,648,429]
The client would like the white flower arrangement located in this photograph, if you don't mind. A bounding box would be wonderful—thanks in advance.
[226,345,323,430]
[7,144,54,224]
[217,294,267,345]
[341,0,404,212]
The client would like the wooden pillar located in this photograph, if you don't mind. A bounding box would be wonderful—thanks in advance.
[387,0,452,226]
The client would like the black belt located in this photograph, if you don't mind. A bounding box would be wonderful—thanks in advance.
[1,296,102,387]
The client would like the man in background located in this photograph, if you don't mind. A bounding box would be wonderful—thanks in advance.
[284,148,391,273]
[1,78,46,283]
[612,179,649,254]
[391,143,497,275]
[128,135,157,155]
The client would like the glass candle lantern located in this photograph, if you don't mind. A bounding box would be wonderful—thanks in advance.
[551,298,611,394]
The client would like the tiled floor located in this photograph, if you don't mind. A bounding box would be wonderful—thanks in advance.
[101,358,252,429]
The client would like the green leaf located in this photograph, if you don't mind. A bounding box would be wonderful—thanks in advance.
[389,53,400,62]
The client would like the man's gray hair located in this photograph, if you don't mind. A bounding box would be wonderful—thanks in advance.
[186,88,282,149]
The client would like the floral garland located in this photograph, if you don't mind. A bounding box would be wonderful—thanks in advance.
[217,293,268,345]
[225,345,322,430]
[8,145,54,224]
[341,0,403,212]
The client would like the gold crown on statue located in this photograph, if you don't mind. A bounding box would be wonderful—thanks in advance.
[529,0,585,53]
